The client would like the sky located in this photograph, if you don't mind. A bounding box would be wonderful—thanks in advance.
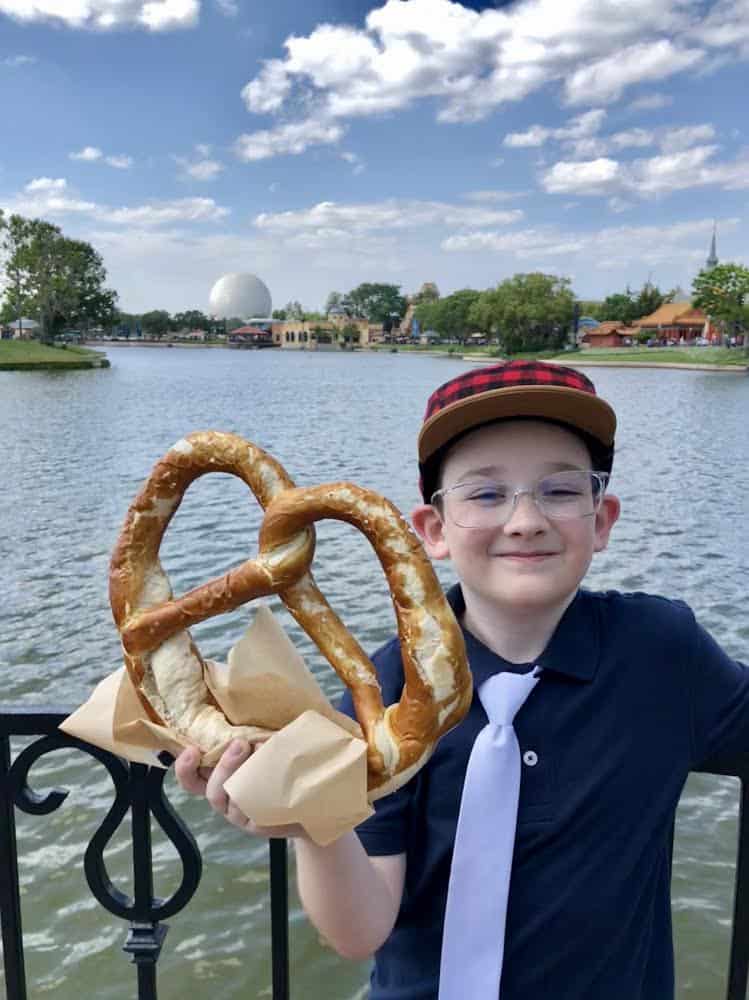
[1,0,747,315]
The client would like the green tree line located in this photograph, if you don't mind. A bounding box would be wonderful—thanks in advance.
[0,211,119,343]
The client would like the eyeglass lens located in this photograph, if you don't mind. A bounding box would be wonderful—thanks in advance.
[442,470,606,528]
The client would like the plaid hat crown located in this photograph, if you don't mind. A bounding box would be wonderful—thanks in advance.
[418,360,617,500]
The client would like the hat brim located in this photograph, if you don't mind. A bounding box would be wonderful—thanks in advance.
[418,383,617,465]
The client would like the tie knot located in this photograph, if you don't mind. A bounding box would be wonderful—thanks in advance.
[478,669,541,726]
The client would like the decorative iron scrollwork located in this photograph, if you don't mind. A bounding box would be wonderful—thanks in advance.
[7,732,202,922]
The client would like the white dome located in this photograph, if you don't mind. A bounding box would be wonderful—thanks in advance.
[209,273,272,319]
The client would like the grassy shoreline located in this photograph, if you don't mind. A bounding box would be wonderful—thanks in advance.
[3,338,746,372]
[379,344,748,371]
[0,340,111,370]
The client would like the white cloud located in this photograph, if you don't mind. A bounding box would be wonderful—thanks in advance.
[628,92,673,112]
[70,146,133,167]
[105,154,133,169]
[610,128,654,149]
[540,143,749,197]
[3,177,229,226]
[688,0,749,54]
[442,229,586,256]
[70,146,103,161]
[632,145,749,194]
[659,124,715,152]
[341,151,365,175]
[607,196,634,213]
[26,177,68,192]
[2,54,36,67]
[253,198,523,238]
[174,151,224,181]
[504,109,606,149]
[99,198,229,225]
[10,177,97,215]
[441,217,738,267]
[0,0,199,30]
[238,0,749,131]
[564,40,704,105]
[509,117,717,163]
[235,119,345,161]
[241,59,292,114]
[542,157,623,195]
[462,190,528,203]
[504,125,552,149]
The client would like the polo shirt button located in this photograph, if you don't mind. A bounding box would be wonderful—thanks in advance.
[523,750,538,767]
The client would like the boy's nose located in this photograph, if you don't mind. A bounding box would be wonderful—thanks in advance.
[501,491,549,534]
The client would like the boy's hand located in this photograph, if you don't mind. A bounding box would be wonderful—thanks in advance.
[174,740,309,840]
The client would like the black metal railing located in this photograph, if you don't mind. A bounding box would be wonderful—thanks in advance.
[2,708,749,999]
[0,707,289,1000]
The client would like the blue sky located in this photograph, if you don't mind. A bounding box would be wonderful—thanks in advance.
[1,0,747,315]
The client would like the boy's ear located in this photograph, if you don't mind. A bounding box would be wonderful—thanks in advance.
[411,504,450,560]
[594,493,620,553]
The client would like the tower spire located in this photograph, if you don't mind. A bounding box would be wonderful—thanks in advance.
[706,222,718,269]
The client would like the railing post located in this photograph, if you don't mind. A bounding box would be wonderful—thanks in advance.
[726,776,749,1000]
[0,733,27,1000]
[270,838,290,1000]
[121,762,168,999]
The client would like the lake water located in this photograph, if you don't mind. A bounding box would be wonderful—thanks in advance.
[2,346,748,999]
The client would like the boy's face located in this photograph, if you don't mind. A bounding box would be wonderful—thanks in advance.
[412,420,620,617]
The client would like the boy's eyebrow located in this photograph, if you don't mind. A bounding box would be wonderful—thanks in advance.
[455,461,586,480]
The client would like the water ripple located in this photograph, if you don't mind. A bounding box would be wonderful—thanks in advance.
[2,349,747,997]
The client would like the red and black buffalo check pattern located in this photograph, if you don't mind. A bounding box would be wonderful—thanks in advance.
[423,360,597,424]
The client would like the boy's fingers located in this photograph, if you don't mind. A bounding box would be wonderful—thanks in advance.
[205,739,252,815]
[173,747,208,795]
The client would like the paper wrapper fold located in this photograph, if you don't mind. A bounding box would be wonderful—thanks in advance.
[60,606,373,844]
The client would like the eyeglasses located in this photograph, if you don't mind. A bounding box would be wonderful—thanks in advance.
[431,470,610,529]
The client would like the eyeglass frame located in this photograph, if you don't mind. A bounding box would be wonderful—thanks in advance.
[430,469,611,529]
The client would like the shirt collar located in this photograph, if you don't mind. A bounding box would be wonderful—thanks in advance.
[445,583,600,688]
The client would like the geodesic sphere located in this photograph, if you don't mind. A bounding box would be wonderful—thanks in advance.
[209,273,272,319]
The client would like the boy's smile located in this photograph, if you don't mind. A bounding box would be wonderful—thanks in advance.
[413,420,620,628]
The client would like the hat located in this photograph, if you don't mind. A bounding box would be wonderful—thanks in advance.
[418,360,617,501]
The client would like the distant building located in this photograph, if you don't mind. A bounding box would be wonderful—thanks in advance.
[2,317,39,340]
[272,314,381,350]
[636,302,717,343]
[581,321,633,348]
[209,273,272,320]
[228,324,275,348]
[706,224,719,269]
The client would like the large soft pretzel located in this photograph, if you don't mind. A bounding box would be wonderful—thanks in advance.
[109,431,472,799]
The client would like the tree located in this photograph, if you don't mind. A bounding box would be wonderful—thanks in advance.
[0,213,118,342]
[634,281,671,319]
[595,282,671,325]
[172,309,210,331]
[141,310,172,339]
[411,282,440,306]
[345,283,407,325]
[325,291,343,314]
[598,289,638,325]
[284,300,304,320]
[693,263,749,351]
[0,213,34,334]
[272,309,287,320]
[414,289,481,341]
[468,273,575,354]
[63,240,118,333]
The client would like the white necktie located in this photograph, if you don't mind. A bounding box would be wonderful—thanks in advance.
[438,668,542,1000]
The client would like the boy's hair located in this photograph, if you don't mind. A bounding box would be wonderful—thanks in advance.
[418,360,617,503]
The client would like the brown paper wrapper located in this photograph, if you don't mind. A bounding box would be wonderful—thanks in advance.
[60,606,373,843]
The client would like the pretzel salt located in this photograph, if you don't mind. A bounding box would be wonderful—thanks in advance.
[109,431,472,799]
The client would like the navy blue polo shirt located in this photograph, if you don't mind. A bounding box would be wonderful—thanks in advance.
[337,585,749,1000]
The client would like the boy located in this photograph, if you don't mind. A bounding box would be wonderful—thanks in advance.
[175,360,749,999]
